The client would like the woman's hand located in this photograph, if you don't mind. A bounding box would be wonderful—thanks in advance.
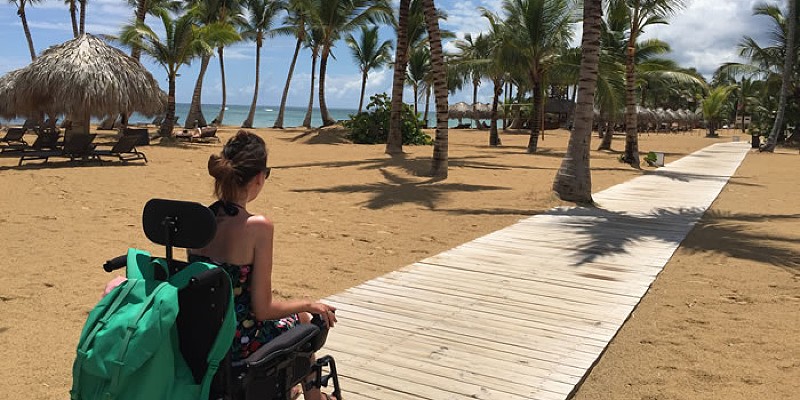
[102,276,127,298]
[307,302,337,328]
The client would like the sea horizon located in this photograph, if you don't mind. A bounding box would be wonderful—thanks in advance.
[1,102,463,129]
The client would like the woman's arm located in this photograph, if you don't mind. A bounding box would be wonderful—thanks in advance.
[249,216,336,326]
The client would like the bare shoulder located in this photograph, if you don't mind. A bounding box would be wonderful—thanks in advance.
[245,214,274,238]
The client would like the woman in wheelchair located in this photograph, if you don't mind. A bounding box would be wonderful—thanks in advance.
[104,131,338,400]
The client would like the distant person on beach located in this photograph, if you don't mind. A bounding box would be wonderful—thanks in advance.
[105,130,338,400]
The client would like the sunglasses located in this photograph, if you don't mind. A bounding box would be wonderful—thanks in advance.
[262,167,271,180]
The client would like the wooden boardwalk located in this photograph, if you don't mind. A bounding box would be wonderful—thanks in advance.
[322,142,751,400]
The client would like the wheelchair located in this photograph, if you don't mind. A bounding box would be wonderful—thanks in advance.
[101,198,342,400]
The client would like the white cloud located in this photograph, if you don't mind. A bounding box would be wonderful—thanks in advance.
[640,0,767,78]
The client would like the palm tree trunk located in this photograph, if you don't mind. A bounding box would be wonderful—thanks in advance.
[79,0,86,35]
[69,1,79,38]
[318,45,336,126]
[489,79,502,146]
[130,0,147,60]
[160,76,178,137]
[358,71,368,113]
[413,85,419,115]
[553,0,601,203]
[598,117,614,150]
[386,0,411,154]
[762,0,796,152]
[303,48,318,128]
[423,86,430,128]
[243,43,262,128]
[423,0,449,178]
[215,47,227,125]
[186,53,211,128]
[472,81,479,128]
[623,8,641,167]
[274,37,303,128]
[527,77,542,153]
[18,6,36,61]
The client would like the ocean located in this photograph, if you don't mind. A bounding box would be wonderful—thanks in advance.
[2,103,465,128]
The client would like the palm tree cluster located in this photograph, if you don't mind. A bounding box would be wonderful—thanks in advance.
[716,1,798,151]
[8,0,797,191]
[8,0,402,133]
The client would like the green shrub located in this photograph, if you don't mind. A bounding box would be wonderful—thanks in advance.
[342,93,432,145]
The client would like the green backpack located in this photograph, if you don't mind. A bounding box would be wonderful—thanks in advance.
[70,249,236,400]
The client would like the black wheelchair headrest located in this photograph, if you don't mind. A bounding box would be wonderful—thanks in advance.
[142,199,217,249]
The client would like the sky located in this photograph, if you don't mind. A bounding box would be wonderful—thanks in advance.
[0,0,776,109]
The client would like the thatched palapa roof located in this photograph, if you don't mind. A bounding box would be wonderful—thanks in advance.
[1,34,165,119]
[0,69,23,119]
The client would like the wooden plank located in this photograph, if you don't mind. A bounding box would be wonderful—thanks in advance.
[324,301,602,369]
[332,286,617,342]
[327,296,611,358]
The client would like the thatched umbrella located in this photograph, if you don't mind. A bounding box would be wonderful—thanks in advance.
[0,69,23,120]
[5,34,165,134]
[449,102,470,124]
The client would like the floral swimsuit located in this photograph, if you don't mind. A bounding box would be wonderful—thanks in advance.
[189,254,300,362]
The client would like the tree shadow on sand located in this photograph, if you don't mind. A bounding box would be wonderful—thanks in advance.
[292,168,511,210]
[544,206,799,273]
[277,153,555,178]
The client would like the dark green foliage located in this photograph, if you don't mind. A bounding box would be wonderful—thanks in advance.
[343,93,432,145]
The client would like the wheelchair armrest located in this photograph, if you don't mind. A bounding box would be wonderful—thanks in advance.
[243,323,320,368]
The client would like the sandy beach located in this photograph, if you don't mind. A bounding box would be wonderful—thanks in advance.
[0,127,797,399]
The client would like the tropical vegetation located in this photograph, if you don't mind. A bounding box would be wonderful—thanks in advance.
[4,0,799,190]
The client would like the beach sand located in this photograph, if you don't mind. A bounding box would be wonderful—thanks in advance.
[0,127,796,399]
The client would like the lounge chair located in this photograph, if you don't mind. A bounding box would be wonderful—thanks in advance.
[175,126,220,143]
[123,127,151,146]
[1,130,60,154]
[18,133,96,166]
[22,118,40,132]
[93,134,147,163]
[0,127,27,146]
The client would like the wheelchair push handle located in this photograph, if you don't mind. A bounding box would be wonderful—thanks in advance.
[103,255,128,272]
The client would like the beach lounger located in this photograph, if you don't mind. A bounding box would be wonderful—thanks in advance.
[22,118,40,132]
[175,126,220,143]
[1,130,60,154]
[123,127,151,146]
[93,134,147,163]
[0,127,27,146]
[18,133,96,166]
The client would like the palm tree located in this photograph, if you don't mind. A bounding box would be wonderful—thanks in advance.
[65,0,78,37]
[763,0,797,152]
[552,0,602,204]
[386,0,411,154]
[310,0,392,126]
[78,0,86,34]
[422,0,449,178]
[185,0,244,128]
[387,0,451,152]
[10,0,40,61]
[702,85,736,137]
[127,0,182,61]
[503,0,575,154]
[272,0,311,128]
[613,0,686,166]
[120,10,209,137]
[212,0,247,126]
[405,46,430,115]
[453,33,491,128]
[346,25,393,113]
[241,0,284,128]
[302,26,323,127]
